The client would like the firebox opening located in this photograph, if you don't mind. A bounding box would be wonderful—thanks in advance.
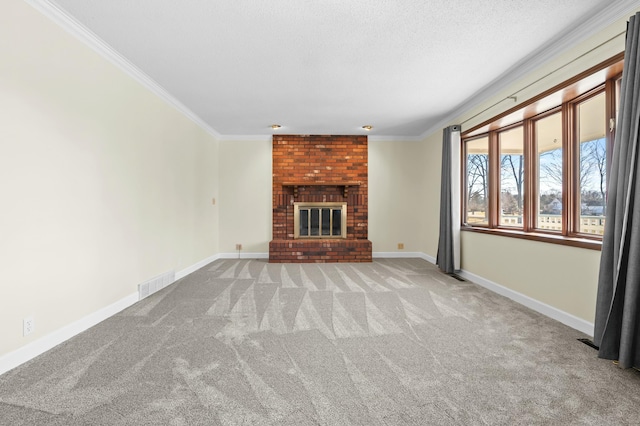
[294,202,347,239]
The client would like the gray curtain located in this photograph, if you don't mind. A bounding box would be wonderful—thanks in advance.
[594,12,640,370]
[437,125,461,274]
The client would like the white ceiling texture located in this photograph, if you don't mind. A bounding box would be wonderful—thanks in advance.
[32,0,640,139]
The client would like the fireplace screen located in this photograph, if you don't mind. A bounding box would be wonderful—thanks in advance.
[294,202,347,239]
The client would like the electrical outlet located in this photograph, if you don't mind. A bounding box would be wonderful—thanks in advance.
[397,243,404,250]
[23,317,34,336]
[236,244,242,250]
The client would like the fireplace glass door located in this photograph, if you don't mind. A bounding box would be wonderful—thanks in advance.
[294,202,347,239]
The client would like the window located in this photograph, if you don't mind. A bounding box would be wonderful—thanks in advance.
[461,54,622,249]
[499,126,524,228]
[575,91,607,235]
[465,136,489,226]
[535,111,563,232]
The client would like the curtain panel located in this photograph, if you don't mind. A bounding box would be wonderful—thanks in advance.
[594,12,640,370]
[437,125,461,274]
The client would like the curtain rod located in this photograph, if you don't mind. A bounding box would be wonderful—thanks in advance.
[460,29,626,126]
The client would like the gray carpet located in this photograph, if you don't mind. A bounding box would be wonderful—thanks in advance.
[1,258,639,425]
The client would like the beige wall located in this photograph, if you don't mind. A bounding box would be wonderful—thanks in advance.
[215,137,438,256]
[420,10,633,326]
[460,233,601,321]
[0,0,219,357]
[2,0,633,363]
[369,139,439,254]
[216,137,437,256]
[218,139,272,254]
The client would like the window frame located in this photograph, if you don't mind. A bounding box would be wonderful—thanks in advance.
[569,87,610,240]
[497,124,525,230]
[461,54,623,250]
[462,135,491,227]
[531,107,563,235]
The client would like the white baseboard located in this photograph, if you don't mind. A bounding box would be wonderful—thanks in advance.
[176,253,221,280]
[414,253,593,336]
[184,253,597,338]
[0,252,224,376]
[0,250,594,376]
[0,291,138,376]
[216,251,432,261]
[456,269,594,337]
[419,253,437,264]
[218,252,269,260]
[373,251,428,259]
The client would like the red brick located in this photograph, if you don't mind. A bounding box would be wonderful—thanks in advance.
[270,135,371,262]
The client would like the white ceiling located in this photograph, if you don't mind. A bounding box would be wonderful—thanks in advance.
[37,0,637,139]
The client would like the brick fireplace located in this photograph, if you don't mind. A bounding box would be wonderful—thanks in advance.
[269,135,372,263]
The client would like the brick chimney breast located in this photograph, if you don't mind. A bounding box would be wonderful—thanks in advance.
[269,135,372,263]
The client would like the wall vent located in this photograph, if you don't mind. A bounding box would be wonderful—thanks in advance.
[138,270,176,301]
[577,338,599,350]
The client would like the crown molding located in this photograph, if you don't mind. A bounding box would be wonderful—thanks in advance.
[25,0,640,142]
[217,134,273,142]
[216,134,427,142]
[419,0,640,139]
[25,0,222,140]
[368,135,426,143]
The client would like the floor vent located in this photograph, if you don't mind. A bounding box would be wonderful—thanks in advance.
[138,270,176,301]
[578,338,599,350]
[450,274,466,282]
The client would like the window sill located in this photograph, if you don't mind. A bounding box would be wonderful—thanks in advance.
[461,226,602,250]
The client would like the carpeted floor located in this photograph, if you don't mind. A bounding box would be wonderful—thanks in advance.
[1,258,640,425]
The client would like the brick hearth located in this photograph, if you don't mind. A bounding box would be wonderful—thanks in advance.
[269,135,372,263]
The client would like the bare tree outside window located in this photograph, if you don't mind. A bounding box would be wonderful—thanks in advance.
[501,154,524,212]
[535,112,563,230]
[466,137,489,225]
[499,127,524,227]
[460,59,620,245]
[580,137,607,216]
[467,153,489,223]
[577,92,607,234]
